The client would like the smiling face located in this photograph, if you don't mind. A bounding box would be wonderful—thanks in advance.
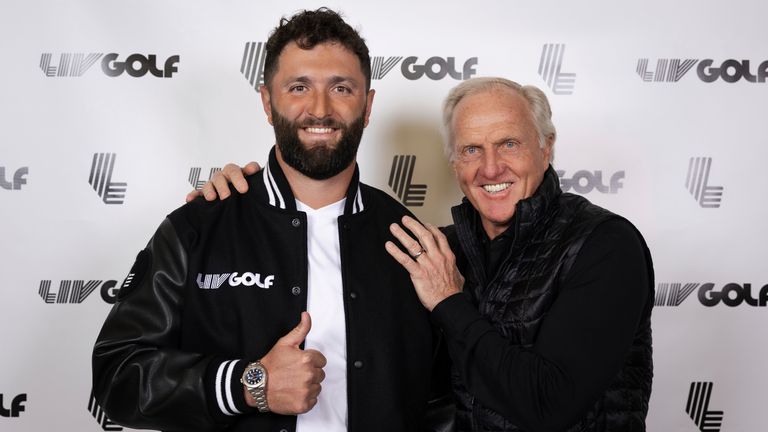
[451,88,552,239]
[260,41,375,179]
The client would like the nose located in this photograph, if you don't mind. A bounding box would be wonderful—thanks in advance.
[308,91,331,119]
[479,150,503,179]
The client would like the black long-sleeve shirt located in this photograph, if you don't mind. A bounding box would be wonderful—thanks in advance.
[432,218,650,430]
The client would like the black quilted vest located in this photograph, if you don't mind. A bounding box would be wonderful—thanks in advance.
[446,166,653,432]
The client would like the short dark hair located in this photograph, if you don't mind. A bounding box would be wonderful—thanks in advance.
[263,8,372,90]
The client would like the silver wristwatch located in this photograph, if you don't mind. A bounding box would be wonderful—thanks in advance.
[240,361,270,413]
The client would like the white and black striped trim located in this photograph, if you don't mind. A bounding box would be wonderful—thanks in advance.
[352,185,364,214]
[263,163,286,209]
[214,359,243,416]
[121,273,134,288]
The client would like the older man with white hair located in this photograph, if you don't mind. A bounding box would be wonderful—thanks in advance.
[385,77,654,431]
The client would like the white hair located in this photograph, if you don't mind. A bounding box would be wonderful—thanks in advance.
[442,77,556,162]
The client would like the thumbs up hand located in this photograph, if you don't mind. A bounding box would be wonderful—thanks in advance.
[251,312,327,415]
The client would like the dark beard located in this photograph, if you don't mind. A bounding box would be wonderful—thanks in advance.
[272,107,365,180]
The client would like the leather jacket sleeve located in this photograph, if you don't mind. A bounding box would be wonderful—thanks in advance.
[91,218,241,431]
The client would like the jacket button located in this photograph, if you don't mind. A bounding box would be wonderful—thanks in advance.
[353,360,363,369]
[349,292,358,299]
[280,429,288,432]
[291,286,301,296]
[291,218,301,227]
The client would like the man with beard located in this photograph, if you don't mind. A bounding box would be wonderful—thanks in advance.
[92,9,445,432]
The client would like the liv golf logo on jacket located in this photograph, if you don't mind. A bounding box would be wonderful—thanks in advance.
[197,272,275,289]
[388,155,427,207]
[40,53,179,78]
[686,157,723,208]
[89,153,126,204]
[538,44,576,95]
[686,382,723,432]
[636,57,768,83]
[655,282,768,307]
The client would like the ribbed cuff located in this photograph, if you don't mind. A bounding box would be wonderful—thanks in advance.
[204,358,254,421]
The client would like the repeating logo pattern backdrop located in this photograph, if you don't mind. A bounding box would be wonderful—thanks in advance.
[1,1,766,431]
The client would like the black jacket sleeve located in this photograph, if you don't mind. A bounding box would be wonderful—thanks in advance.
[91,218,252,432]
[420,325,456,432]
[431,219,651,431]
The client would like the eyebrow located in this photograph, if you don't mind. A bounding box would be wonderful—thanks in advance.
[329,75,361,88]
[492,137,519,145]
[284,75,362,89]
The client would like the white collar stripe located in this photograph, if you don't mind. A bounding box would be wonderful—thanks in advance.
[266,164,285,209]
[263,165,277,207]
[355,185,364,213]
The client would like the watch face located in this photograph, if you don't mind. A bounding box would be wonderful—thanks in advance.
[245,366,265,387]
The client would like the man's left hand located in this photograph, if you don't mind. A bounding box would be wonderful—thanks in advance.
[385,216,464,311]
[184,161,261,203]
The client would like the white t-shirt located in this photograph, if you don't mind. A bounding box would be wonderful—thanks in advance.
[295,198,348,431]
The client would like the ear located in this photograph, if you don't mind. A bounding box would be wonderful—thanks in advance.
[542,134,555,164]
[259,85,273,125]
[363,89,375,127]
[451,154,461,177]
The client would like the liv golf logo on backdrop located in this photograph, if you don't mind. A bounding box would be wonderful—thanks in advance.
[239,42,478,86]
[655,282,768,307]
[636,57,768,83]
[686,157,723,208]
[0,166,28,190]
[371,56,403,79]
[371,56,478,81]
[557,170,624,194]
[399,56,477,80]
[388,155,427,207]
[38,279,123,304]
[0,393,26,418]
[89,391,122,431]
[189,167,222,190]
[686,382,723,432]
[40,53,179,78]
[240,42,266,91]
[538,44,576,95]
[89,153,127,204]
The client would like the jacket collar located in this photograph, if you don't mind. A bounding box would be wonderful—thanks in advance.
[259,145,366,215]
[451,165,561,283]
[511,164,561,238]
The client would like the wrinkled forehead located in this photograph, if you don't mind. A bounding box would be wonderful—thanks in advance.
[451,89,536,141]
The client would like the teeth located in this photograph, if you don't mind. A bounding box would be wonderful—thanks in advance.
[483,183,511,193]
[305,127,334,134]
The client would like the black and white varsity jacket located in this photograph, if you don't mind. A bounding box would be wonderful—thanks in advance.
[92,147,441,432]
